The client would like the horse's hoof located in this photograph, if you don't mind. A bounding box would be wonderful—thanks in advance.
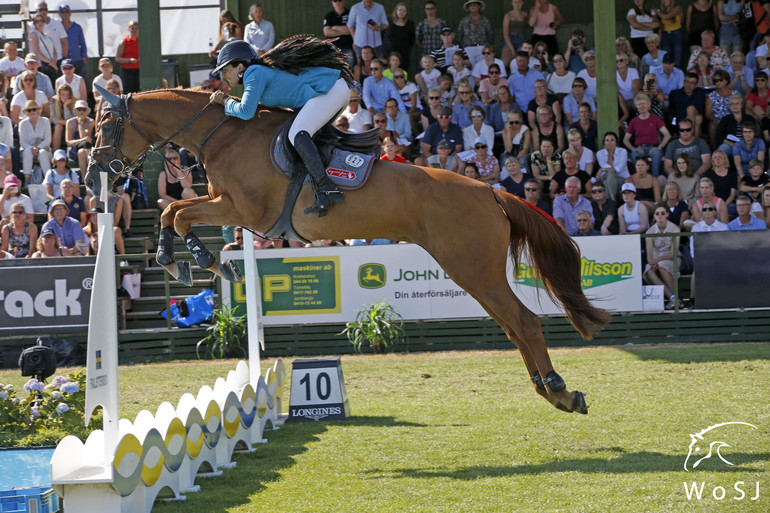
[571,391,589,415]
[221,260,243,283]
[554,402,572,413]
[177,261,193,287]
[156,250,173,266]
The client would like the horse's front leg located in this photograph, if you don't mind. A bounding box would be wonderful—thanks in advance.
[157,196,210,286]
[173,194,246,285]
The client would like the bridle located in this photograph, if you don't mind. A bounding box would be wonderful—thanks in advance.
[88,93,229,184]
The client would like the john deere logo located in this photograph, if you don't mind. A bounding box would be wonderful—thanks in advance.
[359,264,386,289]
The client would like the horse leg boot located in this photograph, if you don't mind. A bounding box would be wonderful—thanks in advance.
[293,130,343,216]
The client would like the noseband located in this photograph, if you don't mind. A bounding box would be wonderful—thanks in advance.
[88,93,228,184]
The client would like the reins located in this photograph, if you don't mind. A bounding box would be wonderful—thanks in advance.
[89,92,228,183]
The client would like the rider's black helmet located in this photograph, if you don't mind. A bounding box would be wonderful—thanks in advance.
[213,40,257,75]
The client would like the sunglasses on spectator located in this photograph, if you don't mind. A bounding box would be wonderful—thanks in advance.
[679,127,692,132]
[437,115,451,119]
[475,144,487,149]
[757,78,768,82]
[553,58,565,63]
[60,8,71,13]
[592,188,604,193]
[370,66,381,71]
[702,207,716,211]
[482,51,493,55]
[584,56,595,61]
[471,113,483,117]
[428,96,440,100]
[12,211,24,214]
[23,78,34,82]
[524,187,539,192]
[394,75,405,79]
[488,70,500,74]
[108,86,120,90]
[38,7,48,11]
[616,58,627,63]
[509,120,521,125]
[374,119,387,123]
[459,90,471,94]
[654,211,667,216]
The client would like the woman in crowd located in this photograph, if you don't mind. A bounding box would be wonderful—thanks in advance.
[760,187,770,227]
[528,80,562,128]
[116,20,140,93]
[691,176,729,224]
[478,64,505,106]
[28,14,58,84]
[668,153,700,203]
[382,3,415,72]
[529,138,561,191]
[627,0,660,58]
[569,103,598,152]
[468,136,500,185]
[623,93,670,177]
[718,0,744,55]
[590,180,618,235]
[354,46,375,85]
[644,203,681,309]
[746,71,770,119]
[616,37,642,74]
[502,0,529,65]
[641,34,667,74]
[462,105,495,151]
[209,10,244,57]
[84,208,125,255]
[501,109,531,165]
[49,83,75,152]
[690,51,714,88]
[19,100,51,184]
[30,228,65,258]
[596,131,630,200]
[532,105,565,153]
[577,50,597,98]
[716,94,753,157]
[532,42,552,73]
[687,30,729,70]
[658,0,685,68]
[0,174,34,223]
[529,0,562,56]
[705,149,738,215]
[563,77,596,126]
[546,53,575,98]
[1,201,37,257]
[616,53,641,110]
[663,181,691,228]
[732,121,765,178]
[486,85,515,132]
[157,148,195,210]
[500,156,527,197]
[566,127,594,176]
[706,70,733,146]
[626,156,661,211]
[421,88,442,132]
[65,100,94,176]
[618,183,650,234]
[686,1,719,49]
[10,70,49,125]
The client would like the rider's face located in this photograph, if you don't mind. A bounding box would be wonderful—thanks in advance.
[221,63,241,87]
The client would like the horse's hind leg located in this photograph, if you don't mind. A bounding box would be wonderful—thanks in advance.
[171,194,248,284]
[157,196,211,285]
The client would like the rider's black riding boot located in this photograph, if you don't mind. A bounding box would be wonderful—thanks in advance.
[293,130,344,216]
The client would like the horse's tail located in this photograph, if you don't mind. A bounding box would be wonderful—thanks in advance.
[494,189,610,340]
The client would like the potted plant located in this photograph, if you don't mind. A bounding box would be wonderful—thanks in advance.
[341,301,406,353]
[196,306,247,359]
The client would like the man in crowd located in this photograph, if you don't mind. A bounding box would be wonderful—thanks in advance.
[323,0,354,69]
[725,51,753,97]
[363,60,405,115]
[663,118,712,176]
[12,54,54,98]
[347,0,388,58]
[669,72,706,138]
[727,195,767,230]
[431,26,461,72]
[0,42,25,86]
[508,51,543,112]
[415,106,462,167]
[553,176,593,236]
[384,97,412,142]
[58,4,87,78]
[564,28,590,73]
[654,53,684,101]
[573,209,601,236]
[342,89,372,133]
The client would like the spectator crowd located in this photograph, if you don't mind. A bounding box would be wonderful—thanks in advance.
[2,0,769,308]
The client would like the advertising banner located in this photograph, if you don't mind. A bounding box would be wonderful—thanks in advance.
[222,236,642,326]
[0,258,96,335]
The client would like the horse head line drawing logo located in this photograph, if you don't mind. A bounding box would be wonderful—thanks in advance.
[684,421,758,471]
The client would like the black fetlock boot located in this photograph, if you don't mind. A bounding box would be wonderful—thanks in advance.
[293,130,344,216]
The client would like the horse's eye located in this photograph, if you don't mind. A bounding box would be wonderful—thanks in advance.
[102,124,111,133]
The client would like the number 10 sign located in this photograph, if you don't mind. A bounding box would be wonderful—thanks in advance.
[287,357,350,422]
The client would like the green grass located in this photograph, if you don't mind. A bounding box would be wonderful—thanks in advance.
[1,342,768,512]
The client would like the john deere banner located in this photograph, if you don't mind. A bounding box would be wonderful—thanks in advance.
[0,258,96,335]
[222,236,642,325]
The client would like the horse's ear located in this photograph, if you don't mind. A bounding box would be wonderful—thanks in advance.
[95,83,121,108]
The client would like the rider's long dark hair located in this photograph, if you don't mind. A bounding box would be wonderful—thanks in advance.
[252,35,354,87]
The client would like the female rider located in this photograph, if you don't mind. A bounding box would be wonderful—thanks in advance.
[210,36,353,215]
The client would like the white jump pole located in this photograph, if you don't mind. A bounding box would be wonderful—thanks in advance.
[242,229,264,386]
[84,172,120,463]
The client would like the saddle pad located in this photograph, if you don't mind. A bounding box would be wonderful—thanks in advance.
[270,119,377,191]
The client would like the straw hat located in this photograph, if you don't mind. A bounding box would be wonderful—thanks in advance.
[22,100,40,112]
[463,1,485,10]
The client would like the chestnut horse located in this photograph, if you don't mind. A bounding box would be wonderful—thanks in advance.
[86,88,609,414]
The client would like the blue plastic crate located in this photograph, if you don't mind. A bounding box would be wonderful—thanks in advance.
[0,488,58,513]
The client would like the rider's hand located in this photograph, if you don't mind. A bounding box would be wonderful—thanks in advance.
[209,91,228,105]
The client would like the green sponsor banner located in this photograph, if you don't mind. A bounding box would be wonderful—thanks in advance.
[515,257,634,290]
[229,256,341,316]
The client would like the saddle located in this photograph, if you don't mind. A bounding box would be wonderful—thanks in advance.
[265,116,380,242]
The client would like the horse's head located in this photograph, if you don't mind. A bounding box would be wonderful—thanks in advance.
[85,84,152,199]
